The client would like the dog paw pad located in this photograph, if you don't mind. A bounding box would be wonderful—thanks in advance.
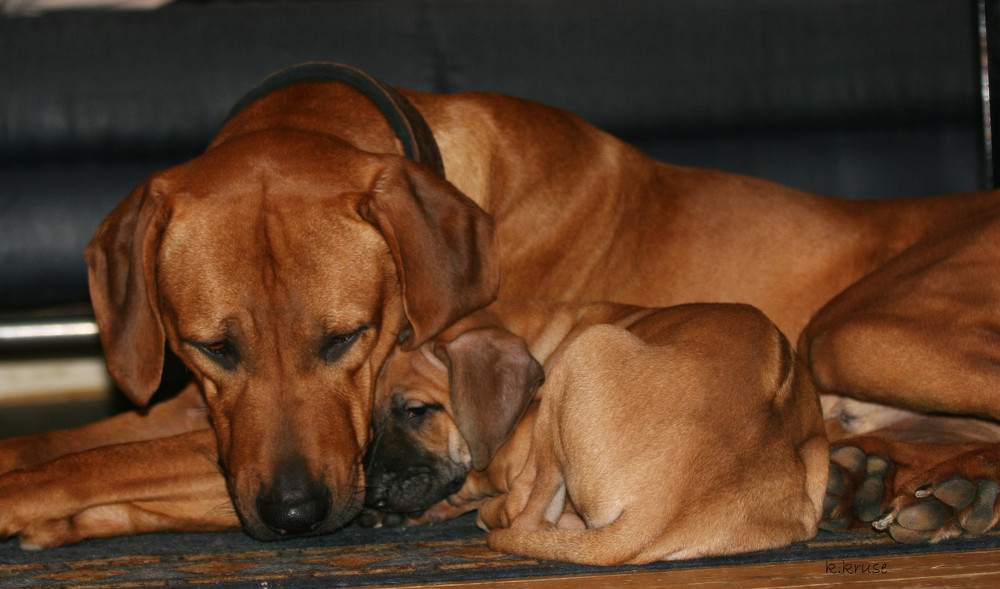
[959,479,1000,537]
[830,445,867,474]
[887,523,934,544]
[825,461,847,498]
[877,476,1000,542]
[853,456,891,522]
[931,477,976,510]
[819,460,852,529]
[895,499,950,531]
[821,446,895,531]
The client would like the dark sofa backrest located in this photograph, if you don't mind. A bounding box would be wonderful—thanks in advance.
[0,0,986,309]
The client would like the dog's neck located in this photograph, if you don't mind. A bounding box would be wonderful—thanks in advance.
[223,62,445,177]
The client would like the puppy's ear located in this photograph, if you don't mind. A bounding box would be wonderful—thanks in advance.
[433,327,544,470]
[362,160,499,349]
[85,179,169,407]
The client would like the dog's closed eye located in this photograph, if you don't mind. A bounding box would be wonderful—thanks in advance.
[322,325,369,363]
[188,339,240,371]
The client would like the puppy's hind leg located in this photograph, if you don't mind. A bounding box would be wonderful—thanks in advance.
[498,393,570,531]
[488,509,659,566]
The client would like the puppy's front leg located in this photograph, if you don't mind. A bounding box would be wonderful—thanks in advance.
[0,382,208,474]
[0,429,236,549]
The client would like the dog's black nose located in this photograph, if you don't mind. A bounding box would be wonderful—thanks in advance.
[257,489,330,535]
[257,476,331,536]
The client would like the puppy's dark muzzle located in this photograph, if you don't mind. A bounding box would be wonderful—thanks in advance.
[364,467,467,514]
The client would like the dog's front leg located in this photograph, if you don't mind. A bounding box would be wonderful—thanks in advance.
[0,382,207,475]
[0,429,236,549]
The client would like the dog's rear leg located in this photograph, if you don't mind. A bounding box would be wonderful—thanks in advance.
[0,429,236,549]
[802,213,1000,420]
[805,216,1000,540]
[0,382,207,474]
[501,403,569,531]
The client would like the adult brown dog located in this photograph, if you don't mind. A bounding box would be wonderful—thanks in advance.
[2,62,1000,547]
[364,301,828,565]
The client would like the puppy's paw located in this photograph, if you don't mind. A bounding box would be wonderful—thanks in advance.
[476,494,510,530]
[355,506,451,528]
[872,448,1000,543]
[354,508,411,528]
[414,499,475,525]
[821,444,895,531]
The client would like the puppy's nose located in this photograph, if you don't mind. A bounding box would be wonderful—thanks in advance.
[257,472,331,536]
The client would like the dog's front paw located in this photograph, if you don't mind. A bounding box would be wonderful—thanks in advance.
[0,472,65,549]
[0,467,108,549]
[872,448,1000,543]
[0,473,29,545]
[821,444,895,531]
[3,519,78,550]
[0,438,37,476]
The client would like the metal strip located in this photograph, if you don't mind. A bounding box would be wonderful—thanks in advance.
[0,314,101,354]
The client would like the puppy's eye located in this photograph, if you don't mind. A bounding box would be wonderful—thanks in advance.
[322,325,369,363]
[403,400,441,421]
[406,402,429,419]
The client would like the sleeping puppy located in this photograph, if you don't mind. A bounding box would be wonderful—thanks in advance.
[363,300,828,565]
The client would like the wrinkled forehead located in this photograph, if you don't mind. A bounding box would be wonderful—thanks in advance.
[161,201,389,286]
[158,215,397,342]
[376,346,450,405]
[155,196,397,335]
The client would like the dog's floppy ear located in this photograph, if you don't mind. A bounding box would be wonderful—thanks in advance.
[362,160,499,349]
[85,179,169,407]
[433,327,544,470]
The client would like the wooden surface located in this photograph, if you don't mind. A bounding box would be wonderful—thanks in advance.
[375,548,1000,588]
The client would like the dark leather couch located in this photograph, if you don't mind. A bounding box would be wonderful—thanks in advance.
[0,0,987,350]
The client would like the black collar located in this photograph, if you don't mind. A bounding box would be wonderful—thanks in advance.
[223,62,445,178]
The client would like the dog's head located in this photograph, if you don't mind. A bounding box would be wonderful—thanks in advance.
[364,320,543,515]
[84,129,498,539]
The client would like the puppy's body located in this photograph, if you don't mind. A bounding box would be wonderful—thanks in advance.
[367,301,828,565]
